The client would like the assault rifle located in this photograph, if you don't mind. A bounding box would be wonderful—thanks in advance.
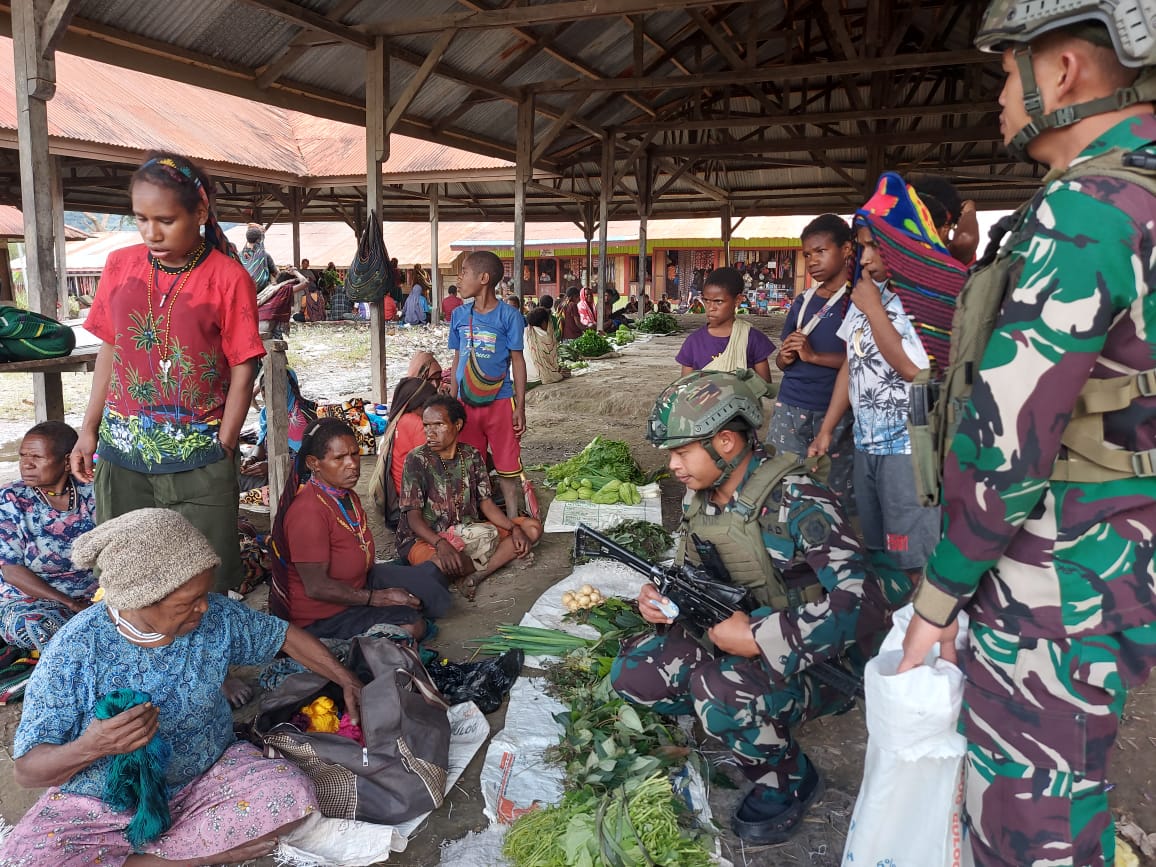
[573,523,753,633]
[573,523,865,700]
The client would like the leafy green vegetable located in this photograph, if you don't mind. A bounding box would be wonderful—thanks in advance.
[635,312,679,334]
[573,329,613,357]
[602,520,673,562]
[545,436,645,487]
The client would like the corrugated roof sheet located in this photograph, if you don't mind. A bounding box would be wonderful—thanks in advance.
[0,37,510,180]
[0,206,87,240]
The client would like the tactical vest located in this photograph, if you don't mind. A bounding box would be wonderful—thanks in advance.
[676,452,825,610]
[908,141,1156,507]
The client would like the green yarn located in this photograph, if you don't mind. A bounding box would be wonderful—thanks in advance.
[94,689,172,851]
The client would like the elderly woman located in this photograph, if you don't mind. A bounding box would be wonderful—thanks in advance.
[0,422,97,650]
[0,508,360,866]
[397,396,542,600]
[272,418,451,641]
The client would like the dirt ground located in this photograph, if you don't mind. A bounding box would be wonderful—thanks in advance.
[0,315,1152,866]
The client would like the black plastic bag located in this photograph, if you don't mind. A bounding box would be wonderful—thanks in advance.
[344,210,397,303]
[426,649,524,714]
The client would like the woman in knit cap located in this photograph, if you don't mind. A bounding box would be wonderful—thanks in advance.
[0,508,360,866]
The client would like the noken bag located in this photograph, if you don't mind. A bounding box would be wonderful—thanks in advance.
[344,210,397,303]
[253,637,451,825]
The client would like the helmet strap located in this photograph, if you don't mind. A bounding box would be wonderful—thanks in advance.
[1009,49,1156,161]
[702,437,752,490]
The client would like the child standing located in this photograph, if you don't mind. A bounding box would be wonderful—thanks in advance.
[769,215,855,496]
[675,267,774,381]
[70,152,264,597]
[448,250,527,519]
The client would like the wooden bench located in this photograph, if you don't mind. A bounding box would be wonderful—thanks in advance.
[0,347,100,421]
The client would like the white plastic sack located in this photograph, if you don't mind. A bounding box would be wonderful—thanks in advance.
[841,606,974,867]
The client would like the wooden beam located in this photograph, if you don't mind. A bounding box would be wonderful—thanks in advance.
[655,125,1001,157]
[429,185,441,324]
[37,0,76,54]
[365,36,389,404]
[385,28,456,135]
[531,49,991,92]
[235,0,372,48]
[532,92,589,164]
[371,0,760,37]
[620,100,999,132]
[597,131,613,315]
[514,95,532,300]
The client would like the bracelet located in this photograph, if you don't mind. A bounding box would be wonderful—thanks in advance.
[366,588,373,606]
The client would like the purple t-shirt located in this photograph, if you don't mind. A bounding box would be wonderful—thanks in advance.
[777,290,848,411]
[675,324,775,371]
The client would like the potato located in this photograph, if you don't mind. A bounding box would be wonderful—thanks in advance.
[580,584,594,595]
[562,591,575,604]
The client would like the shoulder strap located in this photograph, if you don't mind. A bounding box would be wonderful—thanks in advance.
[733,453,807,522]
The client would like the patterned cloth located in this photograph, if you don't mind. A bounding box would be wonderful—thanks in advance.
[854,172,968,375]
[328,284,354,319]
[910,114,1156,867]
[0,481,97,650]
[85,244,265,473]
[14,595,287,798]
[395,443,491,558]
[0,741,315,867]
[836,289,928,454]
[611,453,911,799]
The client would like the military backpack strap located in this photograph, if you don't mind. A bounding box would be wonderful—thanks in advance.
[732,452,807,522]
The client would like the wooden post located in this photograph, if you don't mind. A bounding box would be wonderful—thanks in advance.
[0,243,14,303]
[51,155,67,316]
[513,95,533,301]
[722,203,733,265]
[597,130,613,322]
[290,187,302,269]
[429,184,441,324]
[583,202,595,288]
[637,154,651,303]
[365,37,389,404]
[263,339,291,525]
[13,0,68,421]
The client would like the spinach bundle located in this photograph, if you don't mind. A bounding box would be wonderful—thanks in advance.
[545,437,645,487]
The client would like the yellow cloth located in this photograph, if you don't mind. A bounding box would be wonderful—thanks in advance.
[703,318,752,374]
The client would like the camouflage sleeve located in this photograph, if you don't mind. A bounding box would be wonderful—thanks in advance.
[750,477,877,684]
[914,184,1144,626]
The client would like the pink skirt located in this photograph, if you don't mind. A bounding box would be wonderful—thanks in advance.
[0,741,316,866]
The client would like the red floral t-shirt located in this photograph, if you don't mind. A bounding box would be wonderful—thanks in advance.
[86,245,265,473]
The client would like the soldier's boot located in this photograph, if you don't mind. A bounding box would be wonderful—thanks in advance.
[731,764,824,846]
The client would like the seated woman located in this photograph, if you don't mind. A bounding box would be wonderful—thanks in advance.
[387,377,440,499]
[523,307,568,387]
[0,508,359,867]
[0,422,97,650]
[560,286,585,341]
[272,418,451,641]
[406,350,450,394]
[396,396,542,600]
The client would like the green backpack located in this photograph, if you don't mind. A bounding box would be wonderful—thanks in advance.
[908,143,1156,507]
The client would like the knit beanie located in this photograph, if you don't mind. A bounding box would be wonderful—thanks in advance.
[71,509,221,610]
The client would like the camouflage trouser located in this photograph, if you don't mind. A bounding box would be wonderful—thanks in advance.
[961,621,1156,867]
[610,625,848,798]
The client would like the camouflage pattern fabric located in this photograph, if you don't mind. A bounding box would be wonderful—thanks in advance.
[611,453,912,801]
[911,114,1156,866]
[961,621,1156,866]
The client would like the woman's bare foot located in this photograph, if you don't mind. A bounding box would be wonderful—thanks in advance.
[458,574,483,601]
[222,676,254,708]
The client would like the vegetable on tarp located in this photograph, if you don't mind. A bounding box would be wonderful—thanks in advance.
[635,312,679,334]
[573,329,613,358]
[545,436,645,488]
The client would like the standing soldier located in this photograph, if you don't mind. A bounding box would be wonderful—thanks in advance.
[611,370,911,845]
[899,3,1156,865]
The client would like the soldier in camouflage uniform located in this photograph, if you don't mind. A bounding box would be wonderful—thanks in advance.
[610,370,911,845]
[899,3,1156,865]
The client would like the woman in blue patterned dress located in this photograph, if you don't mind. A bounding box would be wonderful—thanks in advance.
[0,422,96,650]
[0,508,361,866]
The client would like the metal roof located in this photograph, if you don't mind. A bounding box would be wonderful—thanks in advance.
[1,0,1044,223]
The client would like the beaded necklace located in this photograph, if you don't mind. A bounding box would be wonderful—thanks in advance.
[433,445,469,520]
[147,241,206,379]
[309,476,371,565]
[35,476,76,512]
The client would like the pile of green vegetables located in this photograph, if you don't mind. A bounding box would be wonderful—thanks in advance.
[479,601,716,867]
[555,477,641,505]
[612,324,635,346]
[592,520,673,562]
[543,437,646,489]
[635,312,679,335]
[573,329,614,357]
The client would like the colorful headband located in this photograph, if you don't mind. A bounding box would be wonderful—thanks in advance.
[140,157,210,210]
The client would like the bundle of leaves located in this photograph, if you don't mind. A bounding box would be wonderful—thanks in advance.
[635,312,679,334]
[544,436,645,487]
[573,328,614,357]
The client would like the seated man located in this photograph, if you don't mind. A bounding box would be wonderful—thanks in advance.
[396,396,542,600]
[0,422,97,650]
[611,370,911,845]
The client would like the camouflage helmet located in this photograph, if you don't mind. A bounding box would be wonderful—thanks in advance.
[977,0,1156,67]
[646,369,773,449]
